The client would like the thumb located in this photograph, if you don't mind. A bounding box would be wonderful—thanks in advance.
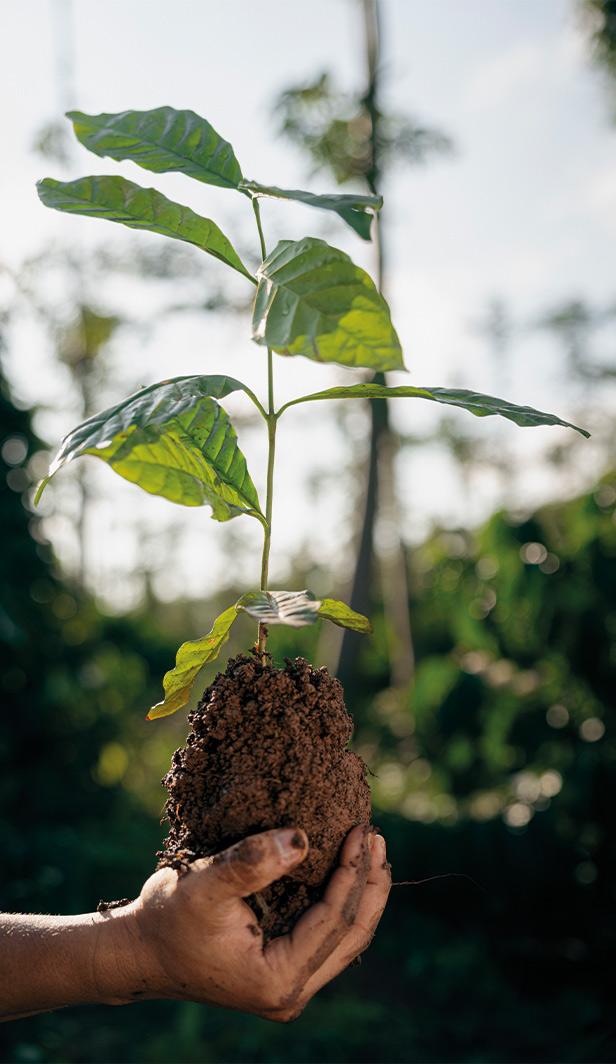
[197,828,309,899]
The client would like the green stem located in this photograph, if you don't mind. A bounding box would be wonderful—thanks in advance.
[252,197,267,261]
[252,197,277,659]
[260,407,276,591]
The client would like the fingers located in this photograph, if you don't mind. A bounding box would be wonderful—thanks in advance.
[299,833,391,998]
[193,828,308,900]
[266,824,372,984]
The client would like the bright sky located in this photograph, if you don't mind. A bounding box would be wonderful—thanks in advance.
[0,0,613,608]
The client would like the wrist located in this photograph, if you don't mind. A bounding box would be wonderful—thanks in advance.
[90,902,161,1006]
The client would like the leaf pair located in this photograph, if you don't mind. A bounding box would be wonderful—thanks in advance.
[148,591,371,719]
[38,106,405,374]
[67,108,382,240]
[34,371,589,513]
[237,589,371,632]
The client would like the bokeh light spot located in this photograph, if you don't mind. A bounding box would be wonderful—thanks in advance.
[580,718,605,742]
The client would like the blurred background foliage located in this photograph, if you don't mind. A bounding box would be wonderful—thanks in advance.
[1,0,616,1061]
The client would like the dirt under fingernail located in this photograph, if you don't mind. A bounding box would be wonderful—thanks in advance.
[157,653,372,941]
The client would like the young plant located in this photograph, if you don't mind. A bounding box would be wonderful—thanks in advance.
[35,107,589,718]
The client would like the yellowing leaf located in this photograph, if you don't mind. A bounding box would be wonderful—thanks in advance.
[148,606,239,719]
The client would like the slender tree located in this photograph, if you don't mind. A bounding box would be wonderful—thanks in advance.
[275,0,452,688]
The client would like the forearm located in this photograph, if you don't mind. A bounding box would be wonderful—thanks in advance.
[0,907,151,1021]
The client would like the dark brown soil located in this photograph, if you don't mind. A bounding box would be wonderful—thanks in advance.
[157,653,372,939]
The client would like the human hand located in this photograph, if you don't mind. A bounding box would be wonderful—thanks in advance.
[108,824,390,1021]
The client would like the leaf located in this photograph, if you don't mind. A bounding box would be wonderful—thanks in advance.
[236,590,322,628]
[318,598,372,633]
[37,176,254,281]
[148,606,239,719]
[35,376,262,519]
[279,383,590,437]
[240,180,382,241]
[68,107,243,190]
[251,238,405,371]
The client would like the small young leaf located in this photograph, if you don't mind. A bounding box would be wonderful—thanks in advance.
[252,238,405,371]
[318,598,372,633]
[68,107,243,190]
[236,590,322,628]
[37,176,254,281]
[148,605,239,719]
[240,180,382,241]
[278,383,590,437]
[35,377,262,519]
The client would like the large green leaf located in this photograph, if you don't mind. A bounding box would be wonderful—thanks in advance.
[240,180,382,241]
[148,605,239,719]
[35,376,263,519]
[37,176,254,281]
[318,598,372,633]
[68,107,243,190]
[252,238,405,371]
[278,383,590,437]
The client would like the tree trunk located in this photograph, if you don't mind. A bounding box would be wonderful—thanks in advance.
[336,0,414,689]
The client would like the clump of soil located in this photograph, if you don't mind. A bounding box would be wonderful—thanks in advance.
[158,652,371,939]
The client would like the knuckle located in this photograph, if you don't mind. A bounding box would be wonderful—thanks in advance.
[140,868,178,908]
[213,835,273,889]
[355,930,375,958]
[339,919,379,967]
[221,859,253,892]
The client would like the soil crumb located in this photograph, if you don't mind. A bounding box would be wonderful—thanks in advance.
[157,653,371,939]
[96,897,131,912]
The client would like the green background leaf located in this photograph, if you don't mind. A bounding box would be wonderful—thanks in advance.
[240,180,382,240]
[36,377,262,519]
[148,606,239,719]
[236,589,322,627]
[318,598,372,633]
[37,176,254,280]
[68,107,243,189]
[251,238,405,371]
[279,383,590,437]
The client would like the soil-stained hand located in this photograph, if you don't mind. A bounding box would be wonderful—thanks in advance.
[112,825,390,1021]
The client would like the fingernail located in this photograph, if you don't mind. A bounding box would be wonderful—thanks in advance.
[274,828,307,862]
[373,835,386,859]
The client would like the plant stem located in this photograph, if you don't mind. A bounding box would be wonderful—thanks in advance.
[252,197,267,261]
[252,197,277,660]
[260,397,276,592]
